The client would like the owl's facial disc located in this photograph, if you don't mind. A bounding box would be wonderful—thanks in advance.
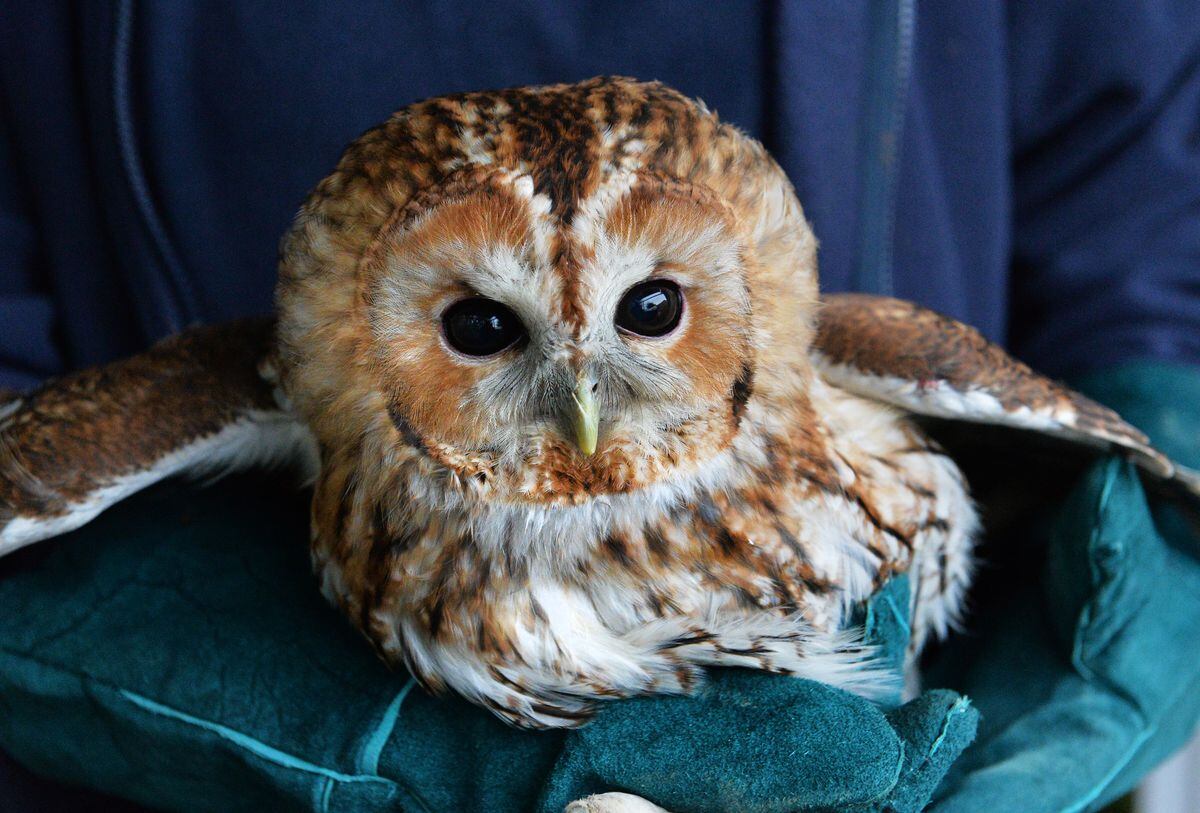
[365,172,755,504]
[277,77,821,510]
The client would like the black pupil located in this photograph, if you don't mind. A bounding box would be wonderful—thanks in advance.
[616,280,682,337]
[443,299,523,356]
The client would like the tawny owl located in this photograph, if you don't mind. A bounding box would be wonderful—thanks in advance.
[1,77,1196,737]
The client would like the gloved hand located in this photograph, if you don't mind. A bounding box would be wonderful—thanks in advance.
[537,577,977,813]
[0,476,977,813]
[922,362,1200,812]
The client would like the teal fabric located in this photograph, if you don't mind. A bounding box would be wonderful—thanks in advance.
[0,481,974,813]
[1,360,1198,812]
[924,361,1200,812]
[927,457,1200,812]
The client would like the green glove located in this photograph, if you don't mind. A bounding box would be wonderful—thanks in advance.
[927,361,1200,813]
[0,477,975,813]
[536,577,977,813]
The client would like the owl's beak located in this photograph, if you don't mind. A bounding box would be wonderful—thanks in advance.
[570,372,599,457]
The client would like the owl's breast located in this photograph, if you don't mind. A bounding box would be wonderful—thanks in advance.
[307,386,975,727]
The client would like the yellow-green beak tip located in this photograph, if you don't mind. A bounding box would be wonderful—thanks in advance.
[571,375,599,457]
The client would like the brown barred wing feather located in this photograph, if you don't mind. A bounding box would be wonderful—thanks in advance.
[0,318,314,556]
[812,293,1200,500]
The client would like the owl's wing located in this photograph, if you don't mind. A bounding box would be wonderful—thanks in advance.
[0,318,315,556]
[813,293,1200,501]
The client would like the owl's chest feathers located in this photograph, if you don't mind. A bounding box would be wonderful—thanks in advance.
[314,389,973,712]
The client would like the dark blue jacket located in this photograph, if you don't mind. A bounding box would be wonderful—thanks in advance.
[1,1,1199,392]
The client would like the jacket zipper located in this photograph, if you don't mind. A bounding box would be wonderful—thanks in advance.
[853,0,916,297]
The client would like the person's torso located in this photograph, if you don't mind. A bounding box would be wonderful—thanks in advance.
[1,1,1010,369]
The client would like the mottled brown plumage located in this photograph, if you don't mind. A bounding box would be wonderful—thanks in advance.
[813,293,1182,480]
[2,79,1195,745]
[0,319,295,536]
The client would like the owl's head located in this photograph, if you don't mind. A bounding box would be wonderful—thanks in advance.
[277,77,818,506]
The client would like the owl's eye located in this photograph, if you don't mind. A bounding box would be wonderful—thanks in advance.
[442,298,526,357]
[615,280,683,338]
